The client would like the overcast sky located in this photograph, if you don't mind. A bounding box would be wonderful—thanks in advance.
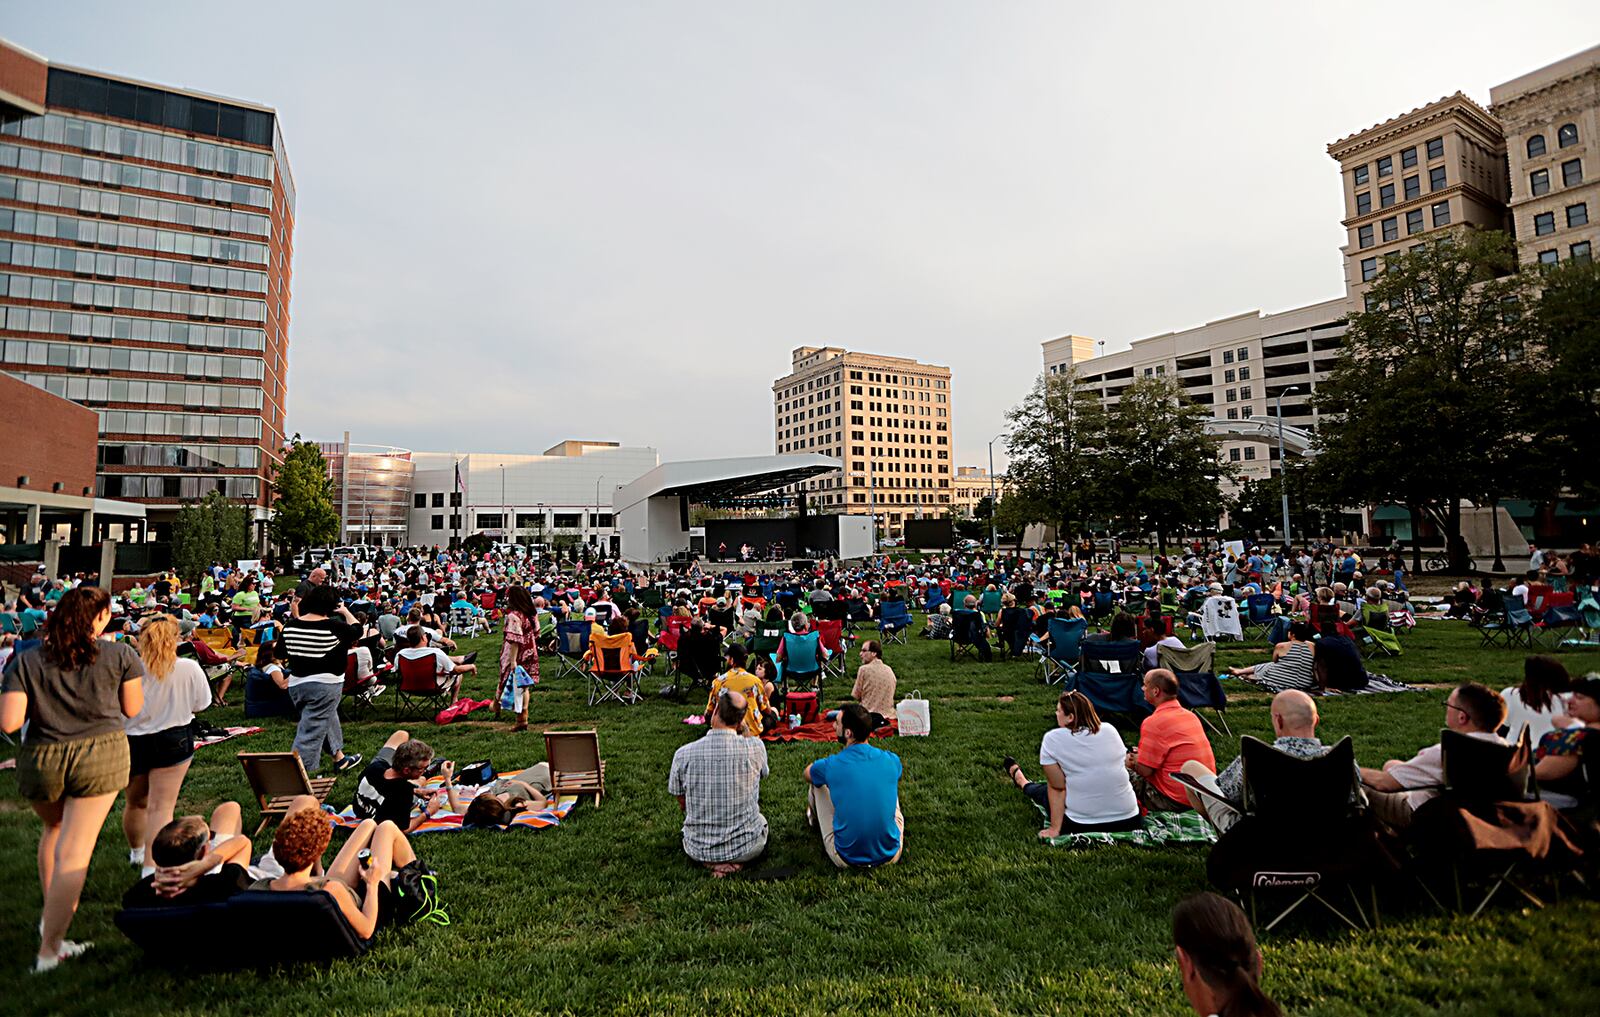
[12,4,1600,468]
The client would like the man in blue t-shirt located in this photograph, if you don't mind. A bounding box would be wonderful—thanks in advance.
[804,703,904,868]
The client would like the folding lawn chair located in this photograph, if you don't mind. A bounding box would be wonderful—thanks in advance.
[671,627,724,698]
[1244,594,1277,640]
[1501,595,1536,650]
[586,630,643,705]
[815,618,850,682]
[339,648,389,720]
[779,630,827,699]
[1159,641,1229,737]
[544,730,606,808]
[393,653,460,719]
[950,608,987,662]
[1035,615,1086,686]
[552,619,592,680]
[1474,590,1511,647]
[878,599,912,645]
[1075,639,1149,719]
[1359,603,1403,658]
[237,751,337,836]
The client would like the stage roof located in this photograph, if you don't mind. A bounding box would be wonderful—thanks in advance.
[614,454,841,512]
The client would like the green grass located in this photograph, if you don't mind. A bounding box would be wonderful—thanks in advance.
[3,618,1599,1015]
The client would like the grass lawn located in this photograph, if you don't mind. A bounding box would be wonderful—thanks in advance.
[3,616,1599,1016]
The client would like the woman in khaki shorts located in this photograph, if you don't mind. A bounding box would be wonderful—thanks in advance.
[0,586,144,973]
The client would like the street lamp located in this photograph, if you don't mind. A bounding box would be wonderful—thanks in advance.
[1275,386,1299,548]
[987,431,1007,553]
[595,475,606,551]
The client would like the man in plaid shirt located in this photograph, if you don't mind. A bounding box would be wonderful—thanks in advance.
[669,690,770,876]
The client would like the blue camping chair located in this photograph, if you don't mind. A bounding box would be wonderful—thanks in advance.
[1244,594,1277,640]
[950,608,987,662]
[924,587,947,613]
[1035,616,1087,686]
[552,619,591,681]
[879,599,912,645]
[780,630,826,696]
[1158,641,1229,737]
[1501,594,1536,650]
[1075,639,1149,719]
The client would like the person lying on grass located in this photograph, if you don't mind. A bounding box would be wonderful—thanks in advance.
[353,730,461,833]
[669,689,769,877]
[460,764,554,829]
[251,805,423,940]
[123,799,296,909]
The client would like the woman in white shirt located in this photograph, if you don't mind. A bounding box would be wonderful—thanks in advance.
[1004,690,1144,837]
[123,614,212,872]
[1500,655,1572,744]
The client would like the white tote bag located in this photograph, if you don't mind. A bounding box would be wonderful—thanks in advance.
[897,689,931,736]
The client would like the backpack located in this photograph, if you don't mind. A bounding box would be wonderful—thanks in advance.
[393,859,450,926]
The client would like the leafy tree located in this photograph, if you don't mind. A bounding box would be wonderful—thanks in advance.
[1100,376,1231,553]
[1312,230,1532,571]
[1534,258,1600,501]
[993,491,1048,550]
[1003,370,1109,545]
[268,437,340,554]
[171,490,250,583]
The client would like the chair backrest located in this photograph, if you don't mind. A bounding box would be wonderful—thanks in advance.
[545,729,601,775]
[450,606,474,628]
[1240,735,1357,821]
[880,600,911,626]
[1045,616,1088,664]
[237,752,312,804]
[1442,728,1531,804]
[783,631,822,674]
[1504,594,1534,625]
[1360,603,1392,631]
[590,631,635,673]
[593,603,615,625]
[677,634,722,681]
[812,599,847,622]
[951,608,983,643]
[815,618,846,654]
[396,652,445,692]
[1080,638,1142,676]
[197,626,235,650]
[556,619,591,655]
[1158,640,1216,674]
[1246,593,1275,622]
[1308,603,1343,635]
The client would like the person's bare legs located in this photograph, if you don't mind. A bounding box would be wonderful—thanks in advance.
[121,773,150,851]
[326,817,377,888]
[208,800,243,839]
[138,759,192,865]
[30,800,64,904]
[366,820,416,879]
[38,792,118,960]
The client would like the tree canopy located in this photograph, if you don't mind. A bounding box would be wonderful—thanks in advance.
[171,490,250,582]
[268,437,340,554]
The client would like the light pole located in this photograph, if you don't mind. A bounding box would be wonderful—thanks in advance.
[594,475,606,551]
[987,431,1006,553]
[1275,386,1299,548]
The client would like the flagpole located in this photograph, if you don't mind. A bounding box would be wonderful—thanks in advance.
[453,455,463,550]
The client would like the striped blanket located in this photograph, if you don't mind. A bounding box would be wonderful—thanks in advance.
[329,770,577,833]
[1036,805,1218,848]
[195,725,263,749]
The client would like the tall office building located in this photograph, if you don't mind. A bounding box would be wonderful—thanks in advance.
[1041,334,1097,377]
[0,37,294,542]
[773,346,952,538]
[1491,45,1600,270]
[317,433,415,548]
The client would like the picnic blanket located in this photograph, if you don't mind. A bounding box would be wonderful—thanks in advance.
[762,718,898,743]
[1320,673,1417,696]
[1037,805,1218,848]
[328,768,577,833]
[195,725,262,749]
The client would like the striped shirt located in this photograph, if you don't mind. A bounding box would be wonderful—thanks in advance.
[280,618,358,686]
[1251,641,1316,693]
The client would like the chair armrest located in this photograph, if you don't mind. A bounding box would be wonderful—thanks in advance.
[1170,771,1232,808]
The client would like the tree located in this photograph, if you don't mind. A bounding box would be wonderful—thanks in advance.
[1100,376,1232,553]
[1312,230,1533,571]
[269,437,340,555]
[1535,258,1600,501]
[993,491,1048,550]
[1003,370,1109,545]
[171,490,250,583]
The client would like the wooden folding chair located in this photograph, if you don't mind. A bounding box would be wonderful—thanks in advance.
[237,751,337,835]
[544,730,606,808]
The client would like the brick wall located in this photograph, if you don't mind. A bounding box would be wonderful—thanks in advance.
[0,373,99,495]
[0,39,47,111]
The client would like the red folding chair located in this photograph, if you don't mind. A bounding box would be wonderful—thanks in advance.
[815,618,850,681]
[393,653,460,719]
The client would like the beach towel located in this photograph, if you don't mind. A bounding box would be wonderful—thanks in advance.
[762,718,898,743]
[1318,673,1418,696]
[195,725,263,749]
[329,768,577,833]
[1037,806,1218,848]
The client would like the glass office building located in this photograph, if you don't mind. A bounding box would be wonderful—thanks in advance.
[0,37,294,541]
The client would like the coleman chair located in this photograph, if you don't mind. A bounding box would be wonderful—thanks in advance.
[544,730,606,808]
[237,751,337,836]
[750,619,784,668]
[552,619,592,681]
[393,652,461,719]
[1075,639,1149,719]
[1195,736,1394,933]
[950,608,988,662]
[878,599,913,645]
[1359,603,1403,658]
[1408,727,1584,918]
[1244,594,1277,641]
[1159,641,1229,737]
[1474,590,1512,648]
[1035,615,1087,686]
[586,629,644,706]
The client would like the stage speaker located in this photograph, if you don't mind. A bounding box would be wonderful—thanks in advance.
[793,558,815,571]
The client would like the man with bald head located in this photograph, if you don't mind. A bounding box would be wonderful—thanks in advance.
[668,689,770,876]
[292,567,328,620]
[1180,689,1355,833]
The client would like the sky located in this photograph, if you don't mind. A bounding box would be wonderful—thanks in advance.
[11,3,1600,469]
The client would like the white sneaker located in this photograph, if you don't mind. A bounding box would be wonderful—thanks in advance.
[128,846,144,866]
[34,940,91,974]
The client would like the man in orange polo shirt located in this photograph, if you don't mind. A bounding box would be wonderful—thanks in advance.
[1127,669,1215,812]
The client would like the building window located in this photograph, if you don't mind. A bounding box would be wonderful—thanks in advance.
[1568,203,1589,228]
[1243,446,1256,460]
[1404,175,1425,204]
[1222,349,1234,364]
[1401,146,1418,169]
[1429,166,1447,191]
[413,493,426,509]
[1538,249,1559,266]
[430,514,443,530]
[515,513,541,528]
[1224,368,1236,383]
[1379,183,1395,208]
[1527,135,1547,158]
[1573,241,1592,263]
[1562,158,1583,187]
[1377,155,1393,177]
[591,513,614,528]
[1426,137,1444,160]
[1238,366,1250,380]
[1357,224,1374,248]
[1531,168,1551,196]
[1353,164,1369,185]
[553,513,581,528]
[1558,123,1579,148]
[1361,256,1378,281]
[1406,209,1424,235]
[1356,191,1372,215]
[431,492,444,508]
[1236,347,1248,361]
[1229,447,1241,461]
[1534,211,1556,236]
[1225,388,1237,402]
[1143,367,1154,376]
[1382,217,1398,242]
[1226,408,1239,421]
[1240,385,1252,400]
[1431,201,1451,226]
[476,513,503,529]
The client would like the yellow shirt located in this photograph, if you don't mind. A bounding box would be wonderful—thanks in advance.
[707,667,769,736]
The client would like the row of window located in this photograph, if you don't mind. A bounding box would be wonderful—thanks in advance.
[1529,159,1585,197]
[1356,167,1447,215]
[1224,407,1255,421]
[0,304,266,351]
[1525,124,1581,158]
[0,143,271,210]
[2,240,267,293]
[417,491,463,508]
[1224,386,1253,402]
[7,370,263,409]
[4,113,274,182]
[0,271,266,323]
[1532,203,1590,236]
[1227,446,1259,462]
[0,172,272,254]
[95,408,263,439]
[1536,242,1593,265]
[2,339,263,380]
[1222,346,1249,363]
[1,207,268,260]
[98,442,261,469]
[97,473,260,500]
[1353,137,1446,187]
[1358,203,1450,248]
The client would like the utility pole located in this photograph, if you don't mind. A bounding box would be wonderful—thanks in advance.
[1275,387,1299,548]
[987,432,1006,553]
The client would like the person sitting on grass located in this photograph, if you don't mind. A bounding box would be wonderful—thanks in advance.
[922,602,953,639]
[1531,673,1600,812]
[1004,690,1143,838]
[251,805,426,941]
[353,730,461,833]
[1359,682,1506,830]
[461,764,553,829]
[122,799,289,909]
[848,639,897,723]
[668,690,770,877]
[1226,622,1317,693]
[1171,892,1282,1017]
[705,644,777,736]
[804,702,904,868]
[1127,669,1215,813]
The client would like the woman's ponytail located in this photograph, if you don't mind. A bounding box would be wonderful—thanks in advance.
[1173,892,1283,1017]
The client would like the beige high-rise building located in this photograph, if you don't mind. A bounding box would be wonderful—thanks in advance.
[773,346,952,537]
[1491,44,1600,269]
[950,465,1010,517]
[1328,93,1510,313]
[1041,335,1098,377]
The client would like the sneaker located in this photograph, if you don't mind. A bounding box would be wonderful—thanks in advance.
[336,752,363,773]
[128,846,144,866]
[34,941,92,974]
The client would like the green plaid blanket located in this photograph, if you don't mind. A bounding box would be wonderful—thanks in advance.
[1034,804,1218,848]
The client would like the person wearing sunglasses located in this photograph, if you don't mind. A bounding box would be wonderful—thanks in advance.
[1358,682,1506,830]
